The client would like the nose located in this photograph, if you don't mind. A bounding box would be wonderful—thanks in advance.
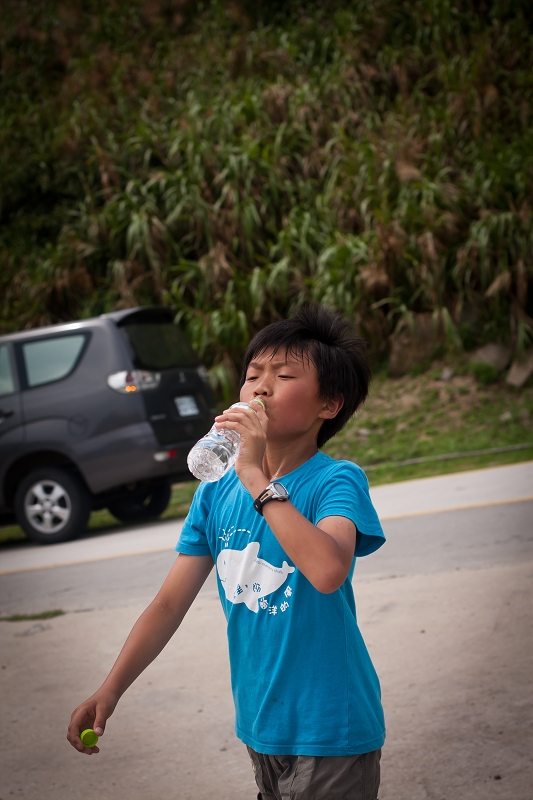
[252,377,271,397]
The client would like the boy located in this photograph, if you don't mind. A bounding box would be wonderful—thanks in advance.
[68,304,386,799]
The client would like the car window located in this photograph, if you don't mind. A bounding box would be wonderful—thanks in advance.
[0,345,16,396]
[122,322,199,370]
[22,334,87,388]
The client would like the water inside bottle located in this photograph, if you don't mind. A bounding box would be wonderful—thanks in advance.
[187,445,230,482]
[187,429,241,481]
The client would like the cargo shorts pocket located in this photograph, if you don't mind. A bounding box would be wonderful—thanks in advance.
[247,746,276,798]
[288,750,381,800]
[361,749,381,800]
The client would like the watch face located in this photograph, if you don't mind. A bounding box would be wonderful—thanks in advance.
[271,481,289,499]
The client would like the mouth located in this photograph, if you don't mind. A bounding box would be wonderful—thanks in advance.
[252,398,266,411]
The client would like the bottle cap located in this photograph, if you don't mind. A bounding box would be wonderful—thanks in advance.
[251,398,265,411]
[80,729,99,747]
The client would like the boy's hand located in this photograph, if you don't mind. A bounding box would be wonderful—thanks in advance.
[214,400,268,489]
[67,688,118,754]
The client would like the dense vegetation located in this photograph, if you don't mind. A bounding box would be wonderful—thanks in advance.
[2,0,533,395]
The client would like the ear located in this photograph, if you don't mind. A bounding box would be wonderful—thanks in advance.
[318,395,344,420]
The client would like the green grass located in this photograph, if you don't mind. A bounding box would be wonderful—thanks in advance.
[1,366,531,546]
[353,446,533,486]
[0,609,65,622]
[323,364,533,482]
[0,526,26,546]
[85,479,199,532]
[469,362,500,386]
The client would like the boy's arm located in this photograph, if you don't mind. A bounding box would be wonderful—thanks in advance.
[256,501,356,594]
[67,553,213,754]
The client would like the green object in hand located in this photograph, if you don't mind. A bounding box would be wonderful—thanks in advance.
[80,729,99,747]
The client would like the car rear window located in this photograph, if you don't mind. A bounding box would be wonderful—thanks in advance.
[122,321,199,370]
[0,345,15,396]
[22,334,87,388]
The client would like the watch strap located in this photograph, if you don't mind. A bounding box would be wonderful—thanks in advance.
[253,482,289,515]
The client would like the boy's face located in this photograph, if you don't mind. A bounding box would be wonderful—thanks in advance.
[240,347,340,443]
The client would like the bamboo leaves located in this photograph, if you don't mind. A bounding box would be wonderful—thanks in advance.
[1,0,532,388]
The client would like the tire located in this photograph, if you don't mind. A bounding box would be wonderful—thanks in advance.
[107,481,172,524]
[14,467,92,545]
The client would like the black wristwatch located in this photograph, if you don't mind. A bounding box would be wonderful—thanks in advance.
[253,482,290,515]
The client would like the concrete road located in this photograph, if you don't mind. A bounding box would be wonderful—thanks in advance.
[1,462,532,800]
[0,499,532,617]
[2,460,532,577]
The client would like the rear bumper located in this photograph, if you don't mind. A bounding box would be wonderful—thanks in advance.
[89,439,197,508]
[150,440,197,481]
[76,424,196,494]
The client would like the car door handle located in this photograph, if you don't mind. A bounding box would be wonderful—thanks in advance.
[0,409,14,419]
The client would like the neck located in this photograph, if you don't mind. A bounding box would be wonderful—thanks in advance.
[262,438,319,482]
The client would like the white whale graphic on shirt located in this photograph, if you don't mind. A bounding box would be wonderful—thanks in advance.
[216,541,294,612]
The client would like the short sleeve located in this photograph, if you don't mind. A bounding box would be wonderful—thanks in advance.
[314,462,385,557]
[175,482,213,557]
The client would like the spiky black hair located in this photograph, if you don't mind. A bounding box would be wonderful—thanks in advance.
[240,304,370,447]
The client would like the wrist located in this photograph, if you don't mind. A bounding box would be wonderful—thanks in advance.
[97,682,122,705]
[239,467,269,498]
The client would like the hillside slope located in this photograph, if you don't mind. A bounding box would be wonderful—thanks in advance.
[1,0,533,392]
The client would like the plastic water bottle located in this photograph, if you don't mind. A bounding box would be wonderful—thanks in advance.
[187,400,265,482]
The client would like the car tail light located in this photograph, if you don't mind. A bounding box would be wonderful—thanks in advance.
[153,449,177,462]
[107,370,161,393]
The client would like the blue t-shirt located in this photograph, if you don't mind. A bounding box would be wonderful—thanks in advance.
[176,451,386,756]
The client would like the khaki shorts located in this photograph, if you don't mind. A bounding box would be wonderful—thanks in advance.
[246,746,381,800]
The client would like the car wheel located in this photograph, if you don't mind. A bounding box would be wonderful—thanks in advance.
[107,481,172,524]
[14,467,92,545]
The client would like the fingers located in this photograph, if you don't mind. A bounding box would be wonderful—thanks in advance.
[67,697,111,755]
[213,404,267,478]
[68,726,96,754]
[93,715,106,737]
[249,398,268,427]
[67,723,83,752]
[67,725,101,755]
[68,706,88,751]
[250,398,266,414]
[78,743,100,755]
[215,402,267,432]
